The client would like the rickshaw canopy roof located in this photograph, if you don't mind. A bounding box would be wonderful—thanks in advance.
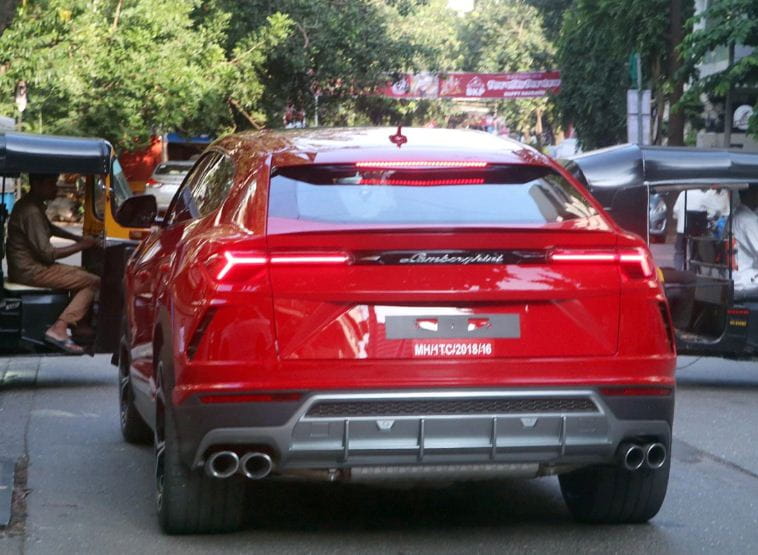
[0,132,112,177]
[566,143,758,190]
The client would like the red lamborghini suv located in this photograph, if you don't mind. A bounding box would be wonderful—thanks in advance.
[117,128,676,534]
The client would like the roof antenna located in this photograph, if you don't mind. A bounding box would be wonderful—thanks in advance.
[389,125,407,148]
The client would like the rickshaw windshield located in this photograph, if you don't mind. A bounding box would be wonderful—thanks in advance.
[111,159,132,211]
[95,159,132,220]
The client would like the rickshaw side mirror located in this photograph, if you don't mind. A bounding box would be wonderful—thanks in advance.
[115,194,157,229]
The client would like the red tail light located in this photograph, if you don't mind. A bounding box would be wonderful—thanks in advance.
[145,178,161,187]
[549,247,655,280]
[355,161,488,168]
[618,249,655,279]
[213,251,267,280]
[205,250,351,282]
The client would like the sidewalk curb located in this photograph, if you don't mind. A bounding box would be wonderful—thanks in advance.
[0,458,14,528]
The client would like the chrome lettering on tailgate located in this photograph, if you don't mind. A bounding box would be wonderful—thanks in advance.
[354,250,547,265]
[386,314,520,339]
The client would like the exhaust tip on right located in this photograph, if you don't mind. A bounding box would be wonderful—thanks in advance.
[645,442,667,469]
[241,452,273,480]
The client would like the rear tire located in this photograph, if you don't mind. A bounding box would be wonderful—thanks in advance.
[155,364,247,534]
[559,453,670,524]
[118,348,152,444]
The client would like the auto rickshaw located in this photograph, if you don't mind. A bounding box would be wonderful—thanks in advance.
[0,132,149,354]
[563,143,758,359]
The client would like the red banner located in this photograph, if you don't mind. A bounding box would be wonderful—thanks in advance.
[381,71,560,99]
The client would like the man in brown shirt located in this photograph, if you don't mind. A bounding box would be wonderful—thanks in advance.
[6,173,99,353]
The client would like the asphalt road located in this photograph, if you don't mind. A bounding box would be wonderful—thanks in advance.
[0,354,757,554]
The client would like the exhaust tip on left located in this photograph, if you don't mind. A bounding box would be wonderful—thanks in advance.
[619,443,645,471]
[205,451,240,479]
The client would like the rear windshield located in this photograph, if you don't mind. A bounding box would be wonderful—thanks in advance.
[154,162,192,175]
[267,164,598,234]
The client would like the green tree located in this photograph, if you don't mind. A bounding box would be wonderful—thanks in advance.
[206,0,422,127]
[680,0,758,138]
[0,0,290,150]
[459,0,556,142]
[555,0,692,149]
[525,0,573,43]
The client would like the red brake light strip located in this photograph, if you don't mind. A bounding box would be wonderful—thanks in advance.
[270,253,351,264]
[359,178,485,186]
[355,161,488,168]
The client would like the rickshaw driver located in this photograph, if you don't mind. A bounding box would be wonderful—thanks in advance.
[673,188,730,270]
[6,173,100,354]
[732,184,758,299]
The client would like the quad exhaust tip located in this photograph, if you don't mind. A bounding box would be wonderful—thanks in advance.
[619,443,645,471]
[204,450,274,480]
[645,442,667,469]
[619,441,667,471]
[241,452,273,480]
[205,450,240,479]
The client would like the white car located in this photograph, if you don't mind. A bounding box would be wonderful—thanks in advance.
[145,160,194,212]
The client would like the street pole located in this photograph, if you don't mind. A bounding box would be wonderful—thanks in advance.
[637,55,643,145]
[314,93,320,128]
[724,41,735,148]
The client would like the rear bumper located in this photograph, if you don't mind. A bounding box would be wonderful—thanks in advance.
[173,388,673,477]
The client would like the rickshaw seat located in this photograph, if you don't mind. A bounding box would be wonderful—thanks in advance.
[3,278,64,294]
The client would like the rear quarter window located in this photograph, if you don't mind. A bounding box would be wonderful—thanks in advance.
[267,164,600,234]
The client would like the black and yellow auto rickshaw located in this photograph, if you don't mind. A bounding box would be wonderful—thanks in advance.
[563,143,758,359]
[0,132,149,354]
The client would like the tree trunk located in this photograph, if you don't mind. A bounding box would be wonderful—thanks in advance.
[667,0,686,146]
[0,0,20,35]
[724,41,735,148]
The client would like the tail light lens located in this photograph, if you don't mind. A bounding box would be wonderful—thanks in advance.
[204,250,351,282]
[145,178,161,188]
[205,251,267,282]
[550,247,655,280]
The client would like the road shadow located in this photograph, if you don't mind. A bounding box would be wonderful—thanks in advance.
[242,478,571,532]
[676,374,758,392]
[0,374,114,391]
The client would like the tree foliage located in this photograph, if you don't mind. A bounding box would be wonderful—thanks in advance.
[460,0,556,140]
[681,0,758,137]
[555,0,676,149]
[205,0,423,127]
[0,0,291,150]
